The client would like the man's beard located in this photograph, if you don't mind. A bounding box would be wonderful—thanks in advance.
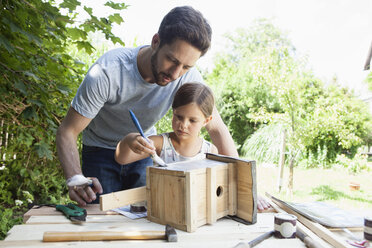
[150,50,172,86]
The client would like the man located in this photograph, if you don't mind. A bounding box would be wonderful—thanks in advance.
[56,6,269,210]
[56,6,237,206]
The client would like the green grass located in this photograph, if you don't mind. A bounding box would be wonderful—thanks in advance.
[256,164,372,216]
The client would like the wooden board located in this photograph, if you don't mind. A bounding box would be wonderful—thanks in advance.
[23,204,118,223]
[100,186,147,211]
[236,160,257,223]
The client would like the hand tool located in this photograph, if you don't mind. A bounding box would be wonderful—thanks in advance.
[233,230,274,248]
[343,228,370,248]
[43,224,177,242]
[56,203,87,222]
[129,109,167,167]
[296,227,324,248]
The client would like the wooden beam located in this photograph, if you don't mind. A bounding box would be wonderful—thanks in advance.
[206,167,217,224]
[228,163,237,215]
[266,193,348,248]
[100,186,146,211]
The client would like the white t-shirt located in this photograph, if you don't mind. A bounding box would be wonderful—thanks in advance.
[71,46,203,149]
[159,133,212,163]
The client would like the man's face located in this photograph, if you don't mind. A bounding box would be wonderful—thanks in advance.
[151,39,202,86]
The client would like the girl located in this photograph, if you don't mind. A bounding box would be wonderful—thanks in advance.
[115,82,218,165]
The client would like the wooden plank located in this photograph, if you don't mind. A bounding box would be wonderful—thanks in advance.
[147,171,164,222]
[23,204,117,223]
[215,165,229,219]
[163,174,185,225]
[266,193,348,248]
[206,167,216,224]
[206,153,253,164]
[100,186,146,211]
[194,171,207,226]
[25,215,131,225]
[228,163,237,215]
[236,160,257,224]
[185,171,198,232]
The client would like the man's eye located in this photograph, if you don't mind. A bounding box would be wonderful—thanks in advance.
[168,57,178,64]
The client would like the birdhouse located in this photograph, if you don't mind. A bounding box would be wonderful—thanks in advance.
[100,153,257,232]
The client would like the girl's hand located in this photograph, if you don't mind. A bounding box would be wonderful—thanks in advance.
[127,133,156,156]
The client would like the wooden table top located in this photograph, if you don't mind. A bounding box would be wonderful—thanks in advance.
[0,204,364,248]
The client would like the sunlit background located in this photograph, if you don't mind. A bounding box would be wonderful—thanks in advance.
[81,0,372,101]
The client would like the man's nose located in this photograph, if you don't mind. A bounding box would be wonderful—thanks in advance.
[170,64,183,80]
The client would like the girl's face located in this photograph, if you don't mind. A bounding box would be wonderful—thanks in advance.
[172,103,212,140]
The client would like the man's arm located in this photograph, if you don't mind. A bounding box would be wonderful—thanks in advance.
[206,106,239,157]
[56,107,102,206]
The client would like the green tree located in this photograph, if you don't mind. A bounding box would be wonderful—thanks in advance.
[0,0,127,239]
[207,19,372,193]
[206,19,284,150]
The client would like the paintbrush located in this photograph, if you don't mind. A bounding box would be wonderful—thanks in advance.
[129,109,167,167]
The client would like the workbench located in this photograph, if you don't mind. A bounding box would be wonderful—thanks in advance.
[0,204,365,247]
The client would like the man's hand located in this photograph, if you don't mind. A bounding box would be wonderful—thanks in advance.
[68,177,103,206]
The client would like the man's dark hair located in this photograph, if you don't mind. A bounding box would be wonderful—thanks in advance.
[158,6,212,56]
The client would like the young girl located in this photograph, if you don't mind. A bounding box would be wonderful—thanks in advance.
[115,82,218,165]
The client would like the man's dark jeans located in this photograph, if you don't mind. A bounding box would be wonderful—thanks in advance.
[82,145,152,204]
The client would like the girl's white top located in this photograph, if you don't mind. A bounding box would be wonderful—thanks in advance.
[159,133,212,163]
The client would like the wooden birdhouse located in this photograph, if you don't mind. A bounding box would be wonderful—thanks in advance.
[100,153,257,232]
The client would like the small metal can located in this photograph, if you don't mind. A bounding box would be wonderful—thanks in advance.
[274,213,297,239]
[365,216,372,241]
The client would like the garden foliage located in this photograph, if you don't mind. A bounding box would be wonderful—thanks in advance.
[206,19,372,166]
[0,0,127,239]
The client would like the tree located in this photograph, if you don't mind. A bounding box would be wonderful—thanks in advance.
[206,19,372,194]
[206,19,284,150]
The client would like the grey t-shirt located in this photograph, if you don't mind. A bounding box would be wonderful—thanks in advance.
[71,46,203,149]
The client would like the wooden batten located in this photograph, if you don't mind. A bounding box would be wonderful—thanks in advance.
[215,165,229,219]
[236,160,257,224]
[206,167,217,224]
[100,186,146,211]
[228,163,237,215]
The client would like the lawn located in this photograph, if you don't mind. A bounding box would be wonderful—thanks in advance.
[256,163,372,217]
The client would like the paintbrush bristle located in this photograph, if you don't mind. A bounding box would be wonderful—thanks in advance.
[151,154,167,167]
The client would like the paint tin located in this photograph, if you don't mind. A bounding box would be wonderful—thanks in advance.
[365,216,372,241]
[130,201,147,213]
[274,213,297,239]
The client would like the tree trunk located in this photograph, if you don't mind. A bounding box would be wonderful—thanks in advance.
[277,129,286,192]
[287,156,294,196]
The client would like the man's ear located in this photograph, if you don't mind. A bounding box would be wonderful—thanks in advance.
[203,116,212,126]
[151,33,160,50]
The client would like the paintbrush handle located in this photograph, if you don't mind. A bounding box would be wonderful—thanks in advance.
[248,230,274,247]
[129,109,150,142]
[128,110,167,167]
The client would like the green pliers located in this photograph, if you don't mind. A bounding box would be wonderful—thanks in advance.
[56,203,87,222]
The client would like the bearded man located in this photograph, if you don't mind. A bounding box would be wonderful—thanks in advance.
[56,6,241,207]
